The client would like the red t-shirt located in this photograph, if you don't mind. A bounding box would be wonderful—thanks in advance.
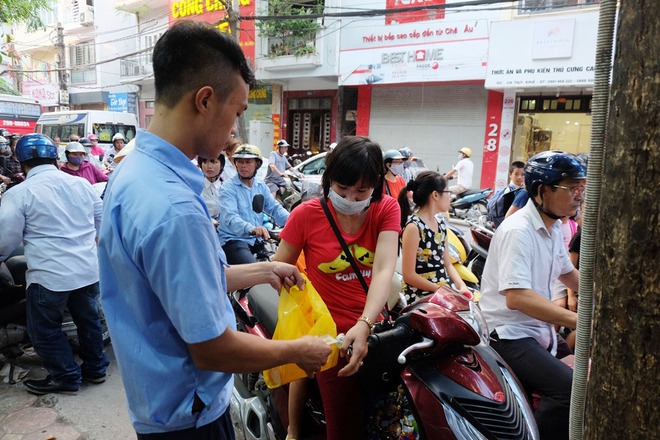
[382,176,406,201]
[280,196,401,332]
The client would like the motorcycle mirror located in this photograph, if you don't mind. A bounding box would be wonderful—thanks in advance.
[252,194,265,213]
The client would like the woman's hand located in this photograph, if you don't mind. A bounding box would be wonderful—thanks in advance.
[337,321,370,377]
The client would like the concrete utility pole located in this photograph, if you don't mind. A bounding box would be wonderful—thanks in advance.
[55,23,69,110]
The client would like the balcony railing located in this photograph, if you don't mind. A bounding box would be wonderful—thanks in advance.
[120,57,153,78]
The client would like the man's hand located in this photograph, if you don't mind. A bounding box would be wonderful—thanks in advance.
[269,261,305,291]
[293,336,332,378]
[249,226,270,240]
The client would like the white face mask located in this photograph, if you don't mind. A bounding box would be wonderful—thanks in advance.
[328,188,372,215]
[389,163,404,176]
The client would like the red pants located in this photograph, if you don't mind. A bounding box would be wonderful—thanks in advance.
[316,357,364,439]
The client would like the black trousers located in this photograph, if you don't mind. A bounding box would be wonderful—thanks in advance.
[136,409,234,440]
[490,335,573,440]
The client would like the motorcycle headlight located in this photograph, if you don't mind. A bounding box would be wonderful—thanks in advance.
[456,301,490,346]
[442,402,489,440]
[447,242,460,262]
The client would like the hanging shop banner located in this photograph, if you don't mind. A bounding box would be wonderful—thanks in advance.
[485,12,599,89]
[169,0,255,62]
[22,82,59,107]
[338,1,499,86]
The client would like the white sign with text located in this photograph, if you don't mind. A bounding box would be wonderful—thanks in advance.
[485,12,599,89]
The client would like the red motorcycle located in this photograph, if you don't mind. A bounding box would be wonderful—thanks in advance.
[229,284,539,440]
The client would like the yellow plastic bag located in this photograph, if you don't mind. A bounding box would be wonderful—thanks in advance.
[263,277,339,388]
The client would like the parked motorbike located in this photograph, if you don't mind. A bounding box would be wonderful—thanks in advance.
[230,283,539,440]
[0,247,111,383]
[436,213,481,290]
[449,188,492,225]
[465,219,494,282]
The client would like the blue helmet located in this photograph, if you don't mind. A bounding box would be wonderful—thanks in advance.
[525,151,587,197]
[15,134,59,162]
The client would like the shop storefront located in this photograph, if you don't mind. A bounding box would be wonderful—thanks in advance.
[483,11,599,190]
[282,90,337,156]
[337,1,503,176]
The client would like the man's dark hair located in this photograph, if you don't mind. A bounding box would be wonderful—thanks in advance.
[509,161,525,174]
[20,157,57,170]
[322,136,384,203]
[152,21,256,108]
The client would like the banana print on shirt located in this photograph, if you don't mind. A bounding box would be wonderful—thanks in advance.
[317,244,375,274]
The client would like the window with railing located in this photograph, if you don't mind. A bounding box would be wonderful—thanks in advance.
[518,0,600,14]
[69,42,97,84]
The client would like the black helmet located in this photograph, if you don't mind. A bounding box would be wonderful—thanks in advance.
[525,151,586,197]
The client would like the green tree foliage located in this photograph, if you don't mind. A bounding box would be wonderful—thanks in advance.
[256,0,323,57]
[0,0,51,30]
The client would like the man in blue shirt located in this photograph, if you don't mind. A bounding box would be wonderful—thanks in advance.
[264,139,294,198]
[218,144,290,264]
[0,134,108,395]
[98,22,330,439]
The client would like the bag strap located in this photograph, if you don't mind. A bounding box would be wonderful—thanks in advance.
[320,197,370,294]
[319,197,391,319]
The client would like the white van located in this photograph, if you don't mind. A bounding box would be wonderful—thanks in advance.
[35,110,138,147]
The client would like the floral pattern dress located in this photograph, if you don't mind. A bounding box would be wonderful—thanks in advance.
[402,214,448,304]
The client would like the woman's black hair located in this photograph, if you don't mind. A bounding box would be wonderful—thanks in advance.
[322,136,384,203]
[198,154,226,177]
[397,171,447,227]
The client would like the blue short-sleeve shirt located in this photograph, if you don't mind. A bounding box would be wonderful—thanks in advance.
[98,130,236,434]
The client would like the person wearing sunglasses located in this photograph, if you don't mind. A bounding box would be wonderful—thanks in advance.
[478,150,586,440]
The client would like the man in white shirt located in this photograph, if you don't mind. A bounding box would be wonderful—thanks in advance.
[445,147,474,195]
[479,151,586,440]
[0,134,108,395]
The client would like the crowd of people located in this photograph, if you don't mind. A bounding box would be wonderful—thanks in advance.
[0,20,588,440]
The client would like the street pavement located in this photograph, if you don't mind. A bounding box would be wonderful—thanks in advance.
[0,344,135,440]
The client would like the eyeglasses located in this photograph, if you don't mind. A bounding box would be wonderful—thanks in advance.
[553,184,586,197]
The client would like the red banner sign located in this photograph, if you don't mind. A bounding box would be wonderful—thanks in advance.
[169,0,255,63]
[385,0,446,25]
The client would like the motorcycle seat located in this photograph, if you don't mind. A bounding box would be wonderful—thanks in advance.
[5,256,27,287]
[246,284,280,338]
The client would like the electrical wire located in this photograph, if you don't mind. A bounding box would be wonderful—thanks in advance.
[8,0,599,75]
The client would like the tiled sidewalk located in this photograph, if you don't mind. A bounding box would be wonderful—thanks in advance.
[0,347,134,440]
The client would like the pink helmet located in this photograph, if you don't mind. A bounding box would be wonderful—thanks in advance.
[88,133,98,141]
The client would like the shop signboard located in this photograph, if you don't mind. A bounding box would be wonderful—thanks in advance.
[23,82,59,107]
[108,93,137,115]
[338,1,496,86]
[485,12,599,89]
[168,0,255,62]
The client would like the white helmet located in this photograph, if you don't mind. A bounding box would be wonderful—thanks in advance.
[65,142,86,154]
[112,133,126,143]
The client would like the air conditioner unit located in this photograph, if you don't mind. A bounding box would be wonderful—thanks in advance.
[79,11,94,25]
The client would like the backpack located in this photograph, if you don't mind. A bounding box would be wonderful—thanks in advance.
[487,186,522,228]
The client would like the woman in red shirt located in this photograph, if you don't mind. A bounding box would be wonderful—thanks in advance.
[275,136,400,439]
